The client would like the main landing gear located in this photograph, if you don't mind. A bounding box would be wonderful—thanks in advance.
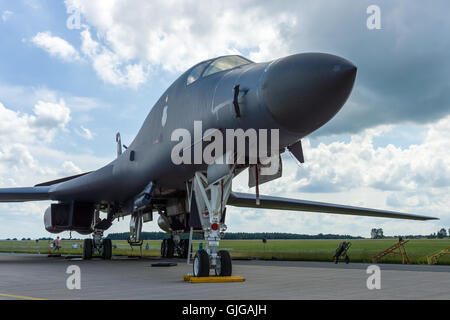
[160,237,191,259]
[83,207,116,260]
[83,230,113,260]
[160,238,175,258]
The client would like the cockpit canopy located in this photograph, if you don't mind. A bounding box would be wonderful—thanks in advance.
[186,55,253,85]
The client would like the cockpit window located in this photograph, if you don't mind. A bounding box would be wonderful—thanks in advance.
[186,61,209,85]
[202,56,252,78]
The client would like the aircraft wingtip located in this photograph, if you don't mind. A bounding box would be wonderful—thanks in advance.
[423,216,440,221]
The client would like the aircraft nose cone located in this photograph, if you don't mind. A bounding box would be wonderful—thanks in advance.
[262,53,357,134]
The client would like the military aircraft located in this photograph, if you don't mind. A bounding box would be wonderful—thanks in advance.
[0,53,437,277]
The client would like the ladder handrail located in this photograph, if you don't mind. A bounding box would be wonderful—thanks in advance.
[373,240,409,258]
[426,247,450,264]
[372,240,410,264]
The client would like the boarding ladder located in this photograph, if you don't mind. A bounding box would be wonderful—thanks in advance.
[372,239,411,264]
[426,247,450,265]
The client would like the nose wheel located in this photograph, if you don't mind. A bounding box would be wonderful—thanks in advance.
[193,249,232,277]
[215,250,232,276]
[193,250,210,277]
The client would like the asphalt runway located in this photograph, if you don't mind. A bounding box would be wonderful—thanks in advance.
[0,253,449,300]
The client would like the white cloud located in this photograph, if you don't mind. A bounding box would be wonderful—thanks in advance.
[0,102,34,144]
[64,0,296,78]
[31,31,81,62]
[0,95,109,186]
[75,125,93,140]
[23,0,40,10]
[32,100,71,131]
[79,28,148,88]
[61,161,82,175]
[0,144,36,170]
[0,100,71,144]
[0,83,106,114]
[0,98,110,238]
[2,10,13,22]
[294,119,450,195]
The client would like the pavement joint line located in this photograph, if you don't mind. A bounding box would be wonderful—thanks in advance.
[0,293,46,300]
[183,275,246,283]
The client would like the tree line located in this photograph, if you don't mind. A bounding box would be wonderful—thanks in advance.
[106,232,364,240]
[371,228,449,239]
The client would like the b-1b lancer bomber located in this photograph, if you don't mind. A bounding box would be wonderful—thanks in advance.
[0,53,437,277]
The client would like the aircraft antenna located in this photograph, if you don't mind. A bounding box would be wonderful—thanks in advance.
[116,132,122,157]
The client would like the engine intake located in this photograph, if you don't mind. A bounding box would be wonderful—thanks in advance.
[44,202,95,235]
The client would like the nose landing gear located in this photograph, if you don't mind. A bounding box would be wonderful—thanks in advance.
[192,249,232,277]
[190,170,233,277]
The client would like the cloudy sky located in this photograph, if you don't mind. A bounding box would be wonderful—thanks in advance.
[0,0,449,238]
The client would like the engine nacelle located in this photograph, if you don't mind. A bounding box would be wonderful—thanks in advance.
[44,206,62,234]
[44,202,95,235]
[157,215,171,233]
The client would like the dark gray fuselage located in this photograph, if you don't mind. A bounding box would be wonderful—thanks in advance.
[49,53,357,207]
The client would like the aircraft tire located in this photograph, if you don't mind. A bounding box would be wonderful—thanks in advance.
[215,250,232,276]
[166,238,175,258]
[178,239,185,258]
[180,239,190,259]
[161,239,167,258]
[102,239,112,260]
[193,250,210,277]
[83,238,93,260]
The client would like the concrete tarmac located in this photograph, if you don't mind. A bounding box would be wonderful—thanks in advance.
[0,253,449,300]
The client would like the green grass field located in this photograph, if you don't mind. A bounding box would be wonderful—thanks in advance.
[1,238,449,265]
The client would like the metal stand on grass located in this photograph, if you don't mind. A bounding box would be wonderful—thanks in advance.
[372,239,411,264]
[333,241,351,264]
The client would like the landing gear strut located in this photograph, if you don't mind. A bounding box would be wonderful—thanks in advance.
[191,170,233,277]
